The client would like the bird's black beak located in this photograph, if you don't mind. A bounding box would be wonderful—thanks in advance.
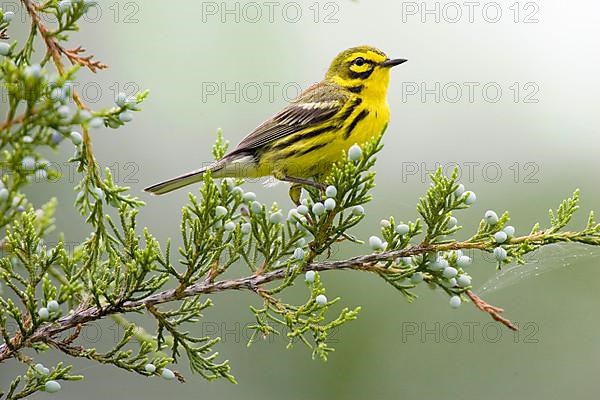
[381,58,408,68]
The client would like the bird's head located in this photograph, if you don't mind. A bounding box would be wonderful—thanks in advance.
[325,46,406,99]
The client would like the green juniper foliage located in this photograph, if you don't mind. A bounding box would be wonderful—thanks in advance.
[1,2,600,399]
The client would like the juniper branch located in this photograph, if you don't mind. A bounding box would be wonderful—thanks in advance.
[0,221,597,362]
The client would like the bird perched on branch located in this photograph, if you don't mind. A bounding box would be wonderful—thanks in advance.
[145,45,406,203]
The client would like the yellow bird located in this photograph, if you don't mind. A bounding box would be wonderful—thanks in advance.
[145,46,406,201]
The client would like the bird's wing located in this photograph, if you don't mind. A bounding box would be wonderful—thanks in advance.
[226,82,349,154]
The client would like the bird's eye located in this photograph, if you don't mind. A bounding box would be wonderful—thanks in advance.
[353,57,365,66]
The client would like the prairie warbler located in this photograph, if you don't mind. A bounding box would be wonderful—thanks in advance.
[145,46,406,201]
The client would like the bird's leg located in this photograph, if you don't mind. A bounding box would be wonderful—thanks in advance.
[275,174,326,190]
[273,170,326,204]
[289,184,302,206]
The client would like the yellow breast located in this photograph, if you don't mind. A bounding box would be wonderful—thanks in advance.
[344,100,390,146]
[260,99,390,179]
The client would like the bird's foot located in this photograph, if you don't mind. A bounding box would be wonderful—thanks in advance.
[275,172,326,203]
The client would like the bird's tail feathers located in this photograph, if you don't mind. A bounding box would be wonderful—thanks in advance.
[144,152,256,195]
[144,167,209,195]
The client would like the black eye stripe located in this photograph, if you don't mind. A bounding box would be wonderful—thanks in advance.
[346,56,378,80]
[350,58,376,66]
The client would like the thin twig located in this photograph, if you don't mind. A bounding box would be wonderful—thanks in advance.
[0,112,31,131]
[20,0,103,185]
[21,0,107,73]
[466,290,518,331]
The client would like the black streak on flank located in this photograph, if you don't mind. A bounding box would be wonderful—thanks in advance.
[294,142,329,157]
[338,97,362,123]
[347,85,364,94]
[269,125,337,152]
[344,109,369,140]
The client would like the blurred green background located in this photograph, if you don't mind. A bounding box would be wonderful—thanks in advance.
[4,0,600,398]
